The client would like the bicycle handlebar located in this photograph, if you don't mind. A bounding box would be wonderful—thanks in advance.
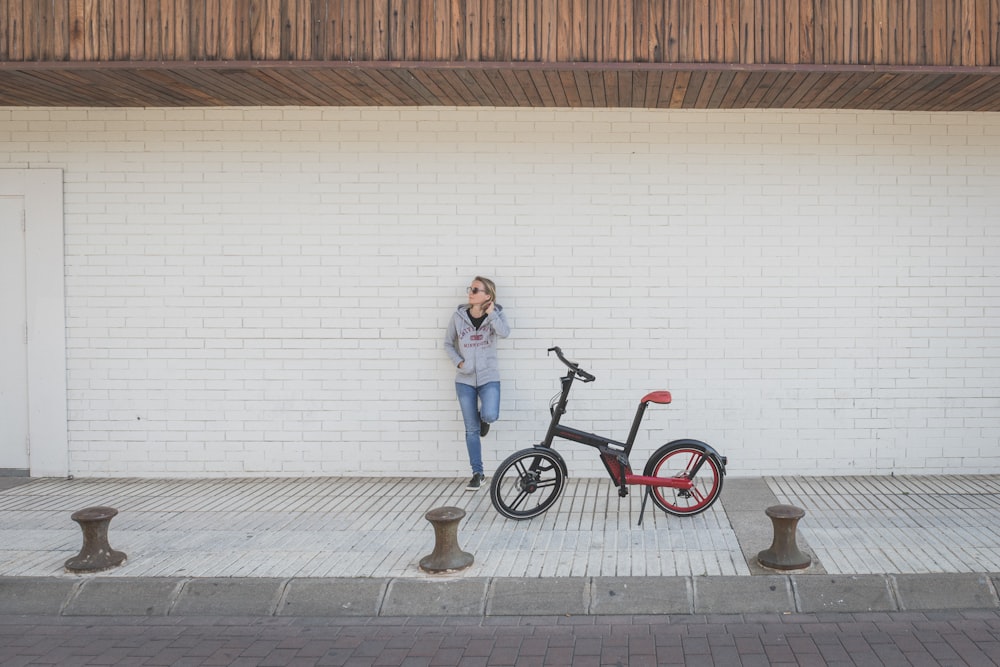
[547,346,596,382]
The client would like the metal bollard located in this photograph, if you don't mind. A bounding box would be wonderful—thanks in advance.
[757,504,811,571]
[419,506,474,573]
[65,506,127,573]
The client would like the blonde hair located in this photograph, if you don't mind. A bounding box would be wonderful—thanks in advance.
[473,276,497,302]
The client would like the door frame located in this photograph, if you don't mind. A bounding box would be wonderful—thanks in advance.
[0,170,67,477]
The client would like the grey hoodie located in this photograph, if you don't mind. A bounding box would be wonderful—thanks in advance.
[444,304,511,387]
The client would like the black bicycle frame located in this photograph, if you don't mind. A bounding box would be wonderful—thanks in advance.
[538,366,708,497]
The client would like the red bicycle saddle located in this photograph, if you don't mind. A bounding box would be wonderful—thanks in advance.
[641,391,672,404]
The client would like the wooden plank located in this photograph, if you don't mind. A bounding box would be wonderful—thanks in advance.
[496,67,528,104]
[739,0,753,63]
[449,66,490,104]
[371,0,389,60]
[663,0,679,61]
[969,0,988,65]
[954,0,968,65]
[430,0,449,60]
[553,0,570,60]
[631,68,647,105]
[495,0,511,60]
[706,68,736,106]
[842,0,857,64]
[389,67,438,105]
[247,0,268,60]
[632,0,649,62]
[51,0,71,60]
[82,0,98,59]
[262,0,279,59]
[707,0,724,62]
[742,69,778,106]
[558,68,582,105]
[693,69,718,106]
[538,0,556,61]
[93,0,110,59]
[856,0,873,64]
[478,0,494,59]
[569,67,593,105]
[667,70,688,106]
[529,68,557,105]
[587,0,600,62]
[0,0,10,61]
[298,0,313,59]
[462,0,480,59]
[127,0,144,59]
[570,0,586,61]
[158,0,173,59]
[693,0,708,61]
[928,0,946,64]
[510,67,543,105]
[340,0,360,61]
[767,0,784,64]
[279,0,294,58]
[175,0,190,59]
[20,0,37,60]
[463,66,502,102]
[796,0,813,63]
[229,0,248,59]
[648,0,664,62]
[385,0,403,60]
[34,0,52,60]
[871,0,887,64]
[993,0,1000,65]
[483,66,516,102]
[523,0,539,61]
[511,0,528,61]
[781,0,798,63]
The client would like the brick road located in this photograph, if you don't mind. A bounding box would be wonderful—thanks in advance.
[3,610,1000,666]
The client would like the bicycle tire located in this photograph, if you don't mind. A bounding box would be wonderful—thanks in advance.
[490,448,566,520]
[642,440,724,516]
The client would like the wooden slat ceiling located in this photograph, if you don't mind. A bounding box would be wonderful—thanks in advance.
[1,1,999,110]
[3,60,999,110]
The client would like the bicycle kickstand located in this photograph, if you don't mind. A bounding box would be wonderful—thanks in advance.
[637,486,653,526]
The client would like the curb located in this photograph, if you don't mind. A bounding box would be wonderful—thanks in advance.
[3,573,999,617]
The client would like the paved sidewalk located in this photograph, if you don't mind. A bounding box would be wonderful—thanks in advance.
[1,474,999,617]
[4,610,1000,666]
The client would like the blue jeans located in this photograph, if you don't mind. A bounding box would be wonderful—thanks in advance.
[456,381,500,475]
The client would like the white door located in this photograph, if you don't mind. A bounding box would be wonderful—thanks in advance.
[0,196,29,471]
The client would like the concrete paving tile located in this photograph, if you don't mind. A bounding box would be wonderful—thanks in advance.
[0,577,77,615]
[63,577,182,616]
[792,574,896,613]
[893,573,1000,611]
[381,578,489,616]
[279,578,388,616]
[693,575,794,614]
[487,577,590,616]
[590,576,691,615]
[170,577,285,616]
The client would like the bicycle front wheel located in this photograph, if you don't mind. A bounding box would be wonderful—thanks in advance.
[643,440,724,516]
[490,448,566,520]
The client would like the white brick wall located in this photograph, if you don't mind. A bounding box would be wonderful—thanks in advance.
[2,107,998,478]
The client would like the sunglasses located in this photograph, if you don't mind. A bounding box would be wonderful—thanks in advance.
[467,287,489,295]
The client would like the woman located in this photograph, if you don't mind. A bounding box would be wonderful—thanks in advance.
[444,276,511,490]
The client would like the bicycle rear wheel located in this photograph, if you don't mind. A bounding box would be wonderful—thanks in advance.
[643,440,724,516]
[490,448,566,520]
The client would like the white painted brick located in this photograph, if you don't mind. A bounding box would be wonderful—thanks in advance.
[5,106,1000,478]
